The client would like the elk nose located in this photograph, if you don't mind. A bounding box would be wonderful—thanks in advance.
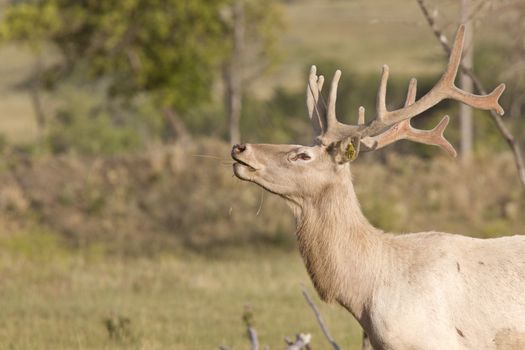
[232,143,247,154]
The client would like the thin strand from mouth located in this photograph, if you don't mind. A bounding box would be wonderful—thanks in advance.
[234,159,257,171]
[192,154,229,161]
[256,189,265,216]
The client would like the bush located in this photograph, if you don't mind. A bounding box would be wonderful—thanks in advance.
[0,139,523,257]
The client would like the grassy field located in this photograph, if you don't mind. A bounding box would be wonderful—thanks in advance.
[0,230,363,350]
[0,1,520,349]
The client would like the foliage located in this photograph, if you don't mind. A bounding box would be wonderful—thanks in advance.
[0,139,522,256]
[45,89,150,155]
[222,0,283,74]
[0,0,228,115]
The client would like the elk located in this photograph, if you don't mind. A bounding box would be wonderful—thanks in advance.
[231,26,525,350]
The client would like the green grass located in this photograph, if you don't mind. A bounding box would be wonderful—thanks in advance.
[0,230,363,350]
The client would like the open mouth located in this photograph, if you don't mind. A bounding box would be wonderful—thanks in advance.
[231,153,258,172]
[233,159,257,172]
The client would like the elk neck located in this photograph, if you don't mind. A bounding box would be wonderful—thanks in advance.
[292,166,390,323]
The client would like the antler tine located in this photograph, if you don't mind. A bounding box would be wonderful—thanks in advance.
[440,24,464,88]
[306,65,326,135]
[360,25,505,139]
[405,78,417,107]
[376,65,389,121]
[327,70,342,129]
[435,24,504,114]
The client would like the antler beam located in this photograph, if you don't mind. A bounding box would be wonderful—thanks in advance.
[305,25,506,157]
[361,25,505,138]
[362,78,457,157]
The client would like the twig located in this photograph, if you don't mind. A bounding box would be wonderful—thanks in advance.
[416,0,525,192]
[247,326,259,350]
[301,287,342,350]
[243,305,259,350]
[285,333,312,350]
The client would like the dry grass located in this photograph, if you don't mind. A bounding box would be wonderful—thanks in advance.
[1,139,522,251]
[0,230,363,350]
[0,141,523,349]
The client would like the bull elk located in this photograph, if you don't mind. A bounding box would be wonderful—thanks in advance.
[231,26,525,349]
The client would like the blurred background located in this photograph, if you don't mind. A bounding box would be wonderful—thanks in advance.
[0,0,523,349]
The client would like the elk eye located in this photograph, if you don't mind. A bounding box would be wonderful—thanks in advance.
[293,153,311,161]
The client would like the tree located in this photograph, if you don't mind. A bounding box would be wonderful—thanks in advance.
[0,0,230,141]
[221,0,282,145]
[459,0,474,162]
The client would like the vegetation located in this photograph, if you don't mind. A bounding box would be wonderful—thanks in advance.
[0,0,227,111]
[0,0,522,349]
[0,139,523,349]
[0,229,363,350]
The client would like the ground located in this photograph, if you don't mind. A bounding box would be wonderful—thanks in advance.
[0,230,363,350]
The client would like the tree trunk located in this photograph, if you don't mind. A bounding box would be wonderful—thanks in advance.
[30,55,47,134]
[459,0,474,162]
[224,0,244,145]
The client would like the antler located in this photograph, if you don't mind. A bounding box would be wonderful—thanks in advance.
[306,65,325,136]
[307,67,360,142]
[361,78,458,157]
[305,25,506,157]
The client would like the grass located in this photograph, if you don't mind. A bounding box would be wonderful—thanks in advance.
[0,229,363,350]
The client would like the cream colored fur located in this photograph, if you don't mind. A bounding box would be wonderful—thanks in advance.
[232,143,525,350]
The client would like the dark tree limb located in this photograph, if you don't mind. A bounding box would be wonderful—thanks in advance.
[416,0,525,192]
[30,55,47,133]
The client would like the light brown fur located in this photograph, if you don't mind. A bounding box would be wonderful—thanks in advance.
[232,143,525,350]
[230,25,521,349]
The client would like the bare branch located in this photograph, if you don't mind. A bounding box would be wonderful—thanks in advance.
[301,287,342,350]
[248,326,259,350]
[416,0,525,191]
[285,333,312,350]
[242,304,259,350]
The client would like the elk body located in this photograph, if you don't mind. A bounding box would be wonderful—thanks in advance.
[231,26,525,350]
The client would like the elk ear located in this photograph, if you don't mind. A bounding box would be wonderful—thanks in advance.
[330,135,361,163]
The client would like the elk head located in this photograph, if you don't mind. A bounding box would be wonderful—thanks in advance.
[232,26,505,205]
